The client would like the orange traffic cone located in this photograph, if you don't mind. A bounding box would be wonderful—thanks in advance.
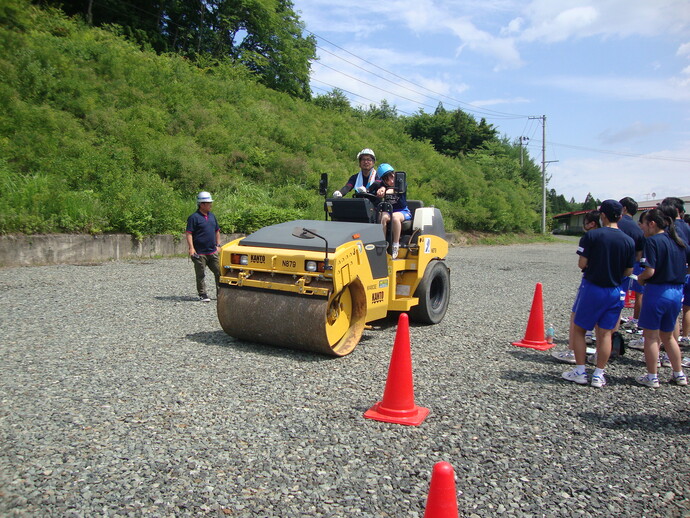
[364,313,429,426]
[624,290,635,308]
[512,282,554,351]
[423,462,459,518]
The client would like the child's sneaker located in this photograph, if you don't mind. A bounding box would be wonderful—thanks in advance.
[669,373,688,386]
[590,373,607,388]
[562,369,588,385]
[391,243,400,260]
[551,350,576,364]
[636,374,660,388]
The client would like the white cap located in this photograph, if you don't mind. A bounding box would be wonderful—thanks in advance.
[197,191,213,204]
[356,148,376,161]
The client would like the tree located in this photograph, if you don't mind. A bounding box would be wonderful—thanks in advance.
[365,99,398,120]
[313,88,351,112]
[403,104,497,158]
[32,0,317,98]
[582,193,600,210]
[548,189,572,214]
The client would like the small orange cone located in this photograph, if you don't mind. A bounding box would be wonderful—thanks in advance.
[512,282,554,351]
[423,462,459,518]
[624,289,635,308]
[364,313,429,426]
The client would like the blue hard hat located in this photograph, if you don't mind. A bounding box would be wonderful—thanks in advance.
[377,163,394,177]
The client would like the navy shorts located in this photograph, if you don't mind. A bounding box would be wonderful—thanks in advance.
[396,208,412,221]
[572,278,624,331]
[571,278,585,312]
[638,283,683,332]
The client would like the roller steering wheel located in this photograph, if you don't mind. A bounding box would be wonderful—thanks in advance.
[352,191,379,203]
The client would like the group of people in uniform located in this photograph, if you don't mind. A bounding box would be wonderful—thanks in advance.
[557,196,690,388]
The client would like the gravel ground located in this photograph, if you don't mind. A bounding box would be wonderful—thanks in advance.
[1,240,689,517]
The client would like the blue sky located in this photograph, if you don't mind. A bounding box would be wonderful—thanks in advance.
[292,0,690,204]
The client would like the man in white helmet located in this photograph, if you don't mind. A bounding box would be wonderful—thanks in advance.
[332,148,379,198]
[185,191,221,302]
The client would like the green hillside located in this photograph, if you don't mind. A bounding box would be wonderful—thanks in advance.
[0,0,542,237]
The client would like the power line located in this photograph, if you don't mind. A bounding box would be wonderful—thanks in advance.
[305,28,530,120]
[312,61,439,112]
[530,140,690,163]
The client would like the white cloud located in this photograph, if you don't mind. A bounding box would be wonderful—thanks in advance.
[549,144,690,203]
[539,75,690,102]
[501,17,524,36]
[520,6,599,43]
[598,122,670,145]
[470,97,531,107]
[519,0,690,42]
[679,42,690,57]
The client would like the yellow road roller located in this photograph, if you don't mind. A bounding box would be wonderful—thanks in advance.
[217,173,450,356]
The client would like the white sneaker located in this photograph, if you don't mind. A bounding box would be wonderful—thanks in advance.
[585,330,594,345]
[636,374,660,388]
[551,350,576,364]
[660,353,671,368]
[391,243,399,260]
[628,337,644,350]
[679,336,690,347]
[669,373,688,386]
[562,369,588,385]
[586,352,598,366]
[591,373,607,388]
[683,357,690,368]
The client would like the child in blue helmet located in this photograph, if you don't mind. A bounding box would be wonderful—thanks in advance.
[369,163,411,259]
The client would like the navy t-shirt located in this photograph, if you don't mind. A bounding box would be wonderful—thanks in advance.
[186,210,219,255]
[674,219,690,246]
[368,181,408,212]
[577,227,635,287]
[641,232,690,285]
[617,214,645,253]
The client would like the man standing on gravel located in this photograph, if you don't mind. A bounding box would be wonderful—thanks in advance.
[186,191,221,302]
[562,199,635,388]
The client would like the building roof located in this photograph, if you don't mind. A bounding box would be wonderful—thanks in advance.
[552,195,690,219]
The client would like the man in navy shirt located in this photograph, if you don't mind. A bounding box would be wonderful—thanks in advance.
[562,200,635,388]
[186,191,221,302]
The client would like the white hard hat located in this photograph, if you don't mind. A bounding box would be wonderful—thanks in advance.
[197,191,213,203]
[357,148,376,161]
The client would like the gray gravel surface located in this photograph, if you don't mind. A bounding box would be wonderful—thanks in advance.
[1,241,689,517]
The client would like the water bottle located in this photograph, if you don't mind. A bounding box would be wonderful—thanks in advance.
[546,324,555,344]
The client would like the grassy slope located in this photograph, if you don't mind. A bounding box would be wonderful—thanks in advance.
[0,1,540,236]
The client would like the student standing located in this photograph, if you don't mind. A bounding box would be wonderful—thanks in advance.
[635,208,690,387]
[562,200,635,388]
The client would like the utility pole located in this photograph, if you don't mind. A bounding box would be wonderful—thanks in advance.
[530,115,547,233]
